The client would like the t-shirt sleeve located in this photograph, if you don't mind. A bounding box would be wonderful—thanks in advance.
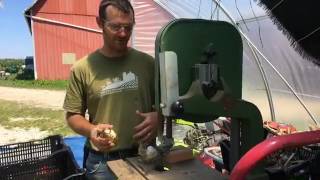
[63,66,87,114]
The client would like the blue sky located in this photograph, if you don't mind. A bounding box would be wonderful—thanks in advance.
[0,0,34,59]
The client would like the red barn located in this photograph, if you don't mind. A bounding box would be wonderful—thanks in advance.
[24,0,172,80]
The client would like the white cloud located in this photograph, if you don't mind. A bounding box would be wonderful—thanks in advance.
[0,1,3,9]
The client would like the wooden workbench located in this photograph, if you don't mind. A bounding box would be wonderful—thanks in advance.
[107,156,227,180]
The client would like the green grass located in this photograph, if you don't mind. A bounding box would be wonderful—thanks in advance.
[0,99,75,136]
[0,80,68,90]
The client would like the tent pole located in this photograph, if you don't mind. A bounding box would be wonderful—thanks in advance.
[247,43,276,122]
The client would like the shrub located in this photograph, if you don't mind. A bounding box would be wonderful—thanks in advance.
[0,59,24,74]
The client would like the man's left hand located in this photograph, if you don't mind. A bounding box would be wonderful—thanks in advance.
[133,111,159,143]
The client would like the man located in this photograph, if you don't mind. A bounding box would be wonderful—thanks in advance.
[63,0,159,179]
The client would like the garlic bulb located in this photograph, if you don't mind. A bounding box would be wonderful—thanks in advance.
[139,143,159,162]
[103,129,117,140]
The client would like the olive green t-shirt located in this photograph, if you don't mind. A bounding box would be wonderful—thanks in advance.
[63,48,155,151]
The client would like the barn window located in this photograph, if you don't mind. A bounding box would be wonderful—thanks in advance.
[62,53,76,64]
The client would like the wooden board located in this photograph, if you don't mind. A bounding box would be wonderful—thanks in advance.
[127,157,227,180]
[108,157,227,180]
[107,159,146,180]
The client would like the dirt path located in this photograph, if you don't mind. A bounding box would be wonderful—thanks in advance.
[0,86,66,145]
[0,86,65,110]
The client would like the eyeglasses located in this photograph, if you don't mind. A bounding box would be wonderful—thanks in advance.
[104,21,134,33]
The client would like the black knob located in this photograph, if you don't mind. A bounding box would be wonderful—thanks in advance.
[171,101,184,114]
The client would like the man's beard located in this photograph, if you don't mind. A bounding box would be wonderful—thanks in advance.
[113,39,129,52]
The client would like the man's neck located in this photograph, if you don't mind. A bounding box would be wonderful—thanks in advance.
[99,46,128,58]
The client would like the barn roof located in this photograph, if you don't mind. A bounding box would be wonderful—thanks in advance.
[24,0,41,34]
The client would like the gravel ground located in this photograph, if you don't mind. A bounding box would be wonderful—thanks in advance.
[0,126,50,145]
[0,86,65,110]
[0,86,66,145]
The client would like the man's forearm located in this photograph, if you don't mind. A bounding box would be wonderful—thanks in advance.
[66,112,94,138]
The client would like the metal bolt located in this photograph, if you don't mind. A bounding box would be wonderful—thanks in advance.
[160,103,166,108]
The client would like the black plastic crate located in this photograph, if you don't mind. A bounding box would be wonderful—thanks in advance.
[0,135,84,180]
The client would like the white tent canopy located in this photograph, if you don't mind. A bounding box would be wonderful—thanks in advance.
[153,0,320,130]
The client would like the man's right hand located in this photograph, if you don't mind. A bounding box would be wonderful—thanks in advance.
[90,124,115,152]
